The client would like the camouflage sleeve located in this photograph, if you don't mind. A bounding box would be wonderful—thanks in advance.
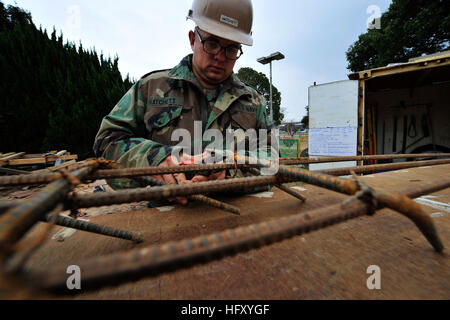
[93,81,176,169]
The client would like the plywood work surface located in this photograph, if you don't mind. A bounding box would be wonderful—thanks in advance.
[23,164,450,299]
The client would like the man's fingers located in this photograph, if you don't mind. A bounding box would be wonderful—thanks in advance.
[156,156,188,205]
[173,173,190,205]
[191,175,209,183]
[174,173,189,185]
[162,173,178,185]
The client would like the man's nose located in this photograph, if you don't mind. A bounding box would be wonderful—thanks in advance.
[214,48,227,61]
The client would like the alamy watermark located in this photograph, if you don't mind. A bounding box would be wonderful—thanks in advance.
[170,122,280,176]
[367,5,381,30]
[366,265,381,290]
[66,265,81,290]
[66,5,81,32]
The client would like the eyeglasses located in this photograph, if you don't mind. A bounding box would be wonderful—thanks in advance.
[195,28,243,60]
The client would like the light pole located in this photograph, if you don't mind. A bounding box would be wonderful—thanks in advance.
[257,52,285,124]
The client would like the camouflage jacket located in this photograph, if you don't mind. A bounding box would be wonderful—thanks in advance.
[94,55,271,172]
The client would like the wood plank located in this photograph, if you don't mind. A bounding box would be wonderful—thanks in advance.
[45,155,78,163]
[0,152,16,160]
[22,154,42,159]
[7,158,47,166]
[0,152,26,164]
[5,155,77,166]
[33,160,77,174]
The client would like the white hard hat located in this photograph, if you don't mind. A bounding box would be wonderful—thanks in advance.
[187,0,254,46]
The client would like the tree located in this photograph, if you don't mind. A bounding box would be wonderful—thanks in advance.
[237,67,284,125]
[300,106,309,131]
[346,0,450,72]
[0,1,133,158]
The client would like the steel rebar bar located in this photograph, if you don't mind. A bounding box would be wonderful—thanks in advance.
[319,159,450,176]
[134,176,241,215]
[43,214,143,243]
[280,153,450,165]
[2,157,448,188]
[276,165,444,251]
[243,167,306,202]
[0,159,114,187]
[0,161,102,253]
[34,176,449,294]
[0,163,258,187]
[91,163,259,180]
[63,163,444,251]
[65,159,450,211]
[65,175,291,210]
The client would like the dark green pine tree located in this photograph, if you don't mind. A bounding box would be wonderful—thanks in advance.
[0,1,134,159]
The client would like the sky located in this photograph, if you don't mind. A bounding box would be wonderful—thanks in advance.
[4,0,392,121]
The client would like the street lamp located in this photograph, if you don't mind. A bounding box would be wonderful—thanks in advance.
[257,52,285,124]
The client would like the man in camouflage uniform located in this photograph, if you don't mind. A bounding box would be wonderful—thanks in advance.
[94,0,273,204]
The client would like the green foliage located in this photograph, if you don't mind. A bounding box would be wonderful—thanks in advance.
[236,67,284,126]
[300,106,309,130]
[0,2,134,159]
[279,139,299,159]
[346,0,450,72]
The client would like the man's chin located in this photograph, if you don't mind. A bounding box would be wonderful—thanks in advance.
[205,75,226,85]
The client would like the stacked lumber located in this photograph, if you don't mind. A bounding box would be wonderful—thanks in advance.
[0,151,78,175]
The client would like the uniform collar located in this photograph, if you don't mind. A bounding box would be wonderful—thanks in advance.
[169,55,254,130]
[168,54,250,95]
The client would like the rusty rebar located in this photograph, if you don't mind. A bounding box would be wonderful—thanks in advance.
[33,176,449,294]
[277,165,444,252]
[277,165,360,195]
[0,161,102,254]
[91,163,258,180]
[65,175,291,210]
[135,176,241,215]
[0,172,62,187]
[373,190,443,252]
[51,159,445,250]
[0,201,20,215]
[0,159,115,187]
[320,159,450,176]
[2,157,448,188]
[0,163,258,187]
[43,214,143,243]
[244,167,306,202]
[280,153,450,165]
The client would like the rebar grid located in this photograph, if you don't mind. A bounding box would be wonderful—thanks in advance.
[0,159,113,253]
[31,176,449,294]
[0,156,447,297]
[2,157,449,188]
[134,176,241,215]
[280,153,450,165]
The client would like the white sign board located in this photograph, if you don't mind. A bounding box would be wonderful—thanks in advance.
[309,80,359,129]
[308,80,359,170]
[309,127,357,156]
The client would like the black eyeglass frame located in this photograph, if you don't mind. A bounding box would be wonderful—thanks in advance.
[194,27,243,61]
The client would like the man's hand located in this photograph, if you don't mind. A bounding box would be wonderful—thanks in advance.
[191,170,226,183]
[154,152,226,205]
[154,153,191,205]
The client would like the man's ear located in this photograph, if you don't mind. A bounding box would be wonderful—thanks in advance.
[189,30,195,51]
